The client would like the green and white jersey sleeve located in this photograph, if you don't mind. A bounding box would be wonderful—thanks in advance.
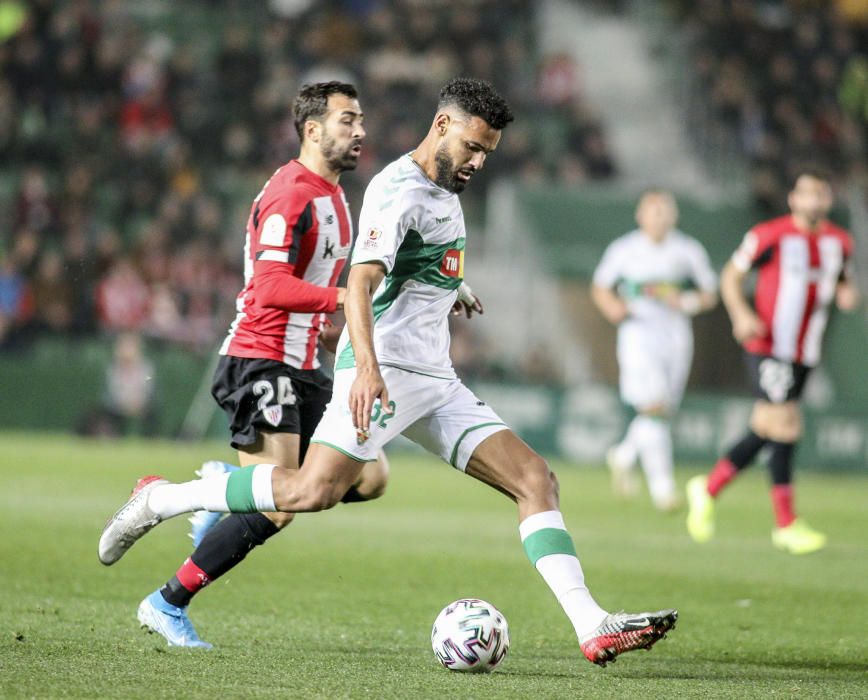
[336,155,466,379]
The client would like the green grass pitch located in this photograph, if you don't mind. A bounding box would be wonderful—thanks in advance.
[1,432,866,698]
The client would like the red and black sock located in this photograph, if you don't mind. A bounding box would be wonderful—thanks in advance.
[160,513,280,608]
[707,430,767,497]
[768,440,796,527]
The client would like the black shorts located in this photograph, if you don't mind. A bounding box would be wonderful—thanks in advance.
[211,356,333,454]
[745,353,812,404]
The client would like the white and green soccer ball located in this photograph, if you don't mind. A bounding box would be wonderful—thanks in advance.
[431,598,510,673]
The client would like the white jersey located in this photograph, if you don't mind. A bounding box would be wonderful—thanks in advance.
[335,154,465,379]
[594,229,717,408]
[593,229,717,335]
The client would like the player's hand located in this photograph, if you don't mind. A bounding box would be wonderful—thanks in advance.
[731,310,766,343]
[836,283,860,312]
[605,300,630,325]
[452,282,484,319]
[318,322,343,354]
[335,287,347,311]
[349,366,391,434]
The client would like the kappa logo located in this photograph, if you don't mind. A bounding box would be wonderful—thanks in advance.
[323,237,335,259]
[263,404,283,427]
[440,248,464,278]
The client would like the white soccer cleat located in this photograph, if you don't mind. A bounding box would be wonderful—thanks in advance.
[137,591,212,649]
[98,475,168,565]
[188,461,236,547]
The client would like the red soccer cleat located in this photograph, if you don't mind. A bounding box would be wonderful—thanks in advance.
[580,609,678,666]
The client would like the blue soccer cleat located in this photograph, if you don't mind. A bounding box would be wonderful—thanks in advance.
[137,590,212,649]
[188,461,239,548]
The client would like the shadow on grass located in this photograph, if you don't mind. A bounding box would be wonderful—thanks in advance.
[613,655,868,681]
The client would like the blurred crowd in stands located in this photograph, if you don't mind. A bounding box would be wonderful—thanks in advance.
[673,0,868,214]
[0,0,616,357]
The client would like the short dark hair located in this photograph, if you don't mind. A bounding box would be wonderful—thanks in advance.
[438,77,514,130]
[292,81,358,141]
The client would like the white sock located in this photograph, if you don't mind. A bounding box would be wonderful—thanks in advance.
[147,464,276,519]
[519,510,608,640]
[612,417,643,469]
[634,416,676,507]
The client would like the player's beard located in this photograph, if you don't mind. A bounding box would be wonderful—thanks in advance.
[321,131,361,173]
[434,144,465,193]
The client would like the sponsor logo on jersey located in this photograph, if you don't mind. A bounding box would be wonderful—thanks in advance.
[322,236,351,259]
[263,404,283,427]
[363,227,382,250]
[435,215,452,225]
[440,249,464,277]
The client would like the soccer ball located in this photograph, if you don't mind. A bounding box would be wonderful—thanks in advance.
[431,598,510,673]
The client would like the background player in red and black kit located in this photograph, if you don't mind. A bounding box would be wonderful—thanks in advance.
[136,82,390,647]
[687,171,860,554]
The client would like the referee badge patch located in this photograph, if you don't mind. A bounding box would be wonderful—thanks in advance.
[263,404,283,427]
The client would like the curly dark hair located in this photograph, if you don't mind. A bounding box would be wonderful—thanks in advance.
[437,77,514,130]
[292,81,358,141]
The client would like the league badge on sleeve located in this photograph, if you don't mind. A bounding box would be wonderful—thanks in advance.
[363,227,382,250]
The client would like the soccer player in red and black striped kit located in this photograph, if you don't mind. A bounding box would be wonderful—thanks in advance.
[135,82,390,647]
[687,171,860,554]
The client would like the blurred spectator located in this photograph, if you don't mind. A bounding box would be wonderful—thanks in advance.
[674,0,868,212]
[0,0,618,377]
[78,331,157,437]
[0,254,33,349]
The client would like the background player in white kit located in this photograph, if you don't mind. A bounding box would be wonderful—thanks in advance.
[592,190,718,511]
[100,78,678,667]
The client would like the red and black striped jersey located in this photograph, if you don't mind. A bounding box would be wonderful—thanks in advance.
[220,160,353,369]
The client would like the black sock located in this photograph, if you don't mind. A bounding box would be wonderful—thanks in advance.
[340,485,370,503]
[767,441,795,485]
[726,430,767,470]
[160,513,280,608]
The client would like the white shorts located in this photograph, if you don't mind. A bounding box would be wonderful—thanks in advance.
[617,323,693,411]
[311,365,508,471]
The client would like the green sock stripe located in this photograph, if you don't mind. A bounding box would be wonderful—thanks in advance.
[522,528,577,566]
[225,467,257,512]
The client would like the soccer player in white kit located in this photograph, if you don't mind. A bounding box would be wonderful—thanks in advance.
[100,78,678,666]
[592,191,718,511]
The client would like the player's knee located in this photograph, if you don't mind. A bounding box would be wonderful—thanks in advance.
[354,455,390,501]
[518,454,557,500]
[639,402,669,418]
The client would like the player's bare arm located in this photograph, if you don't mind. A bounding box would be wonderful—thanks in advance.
[720,260,765,342]
[590,283,629,325]
[346,261,391,431]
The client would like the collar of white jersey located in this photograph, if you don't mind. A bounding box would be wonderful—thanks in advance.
[403,153,457,197]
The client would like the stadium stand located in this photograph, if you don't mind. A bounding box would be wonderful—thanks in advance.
[0,0,618,353]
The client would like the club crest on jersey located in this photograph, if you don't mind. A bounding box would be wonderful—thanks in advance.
[263,404,283,427]
[363,227,382,250]
[440,249,464,278]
